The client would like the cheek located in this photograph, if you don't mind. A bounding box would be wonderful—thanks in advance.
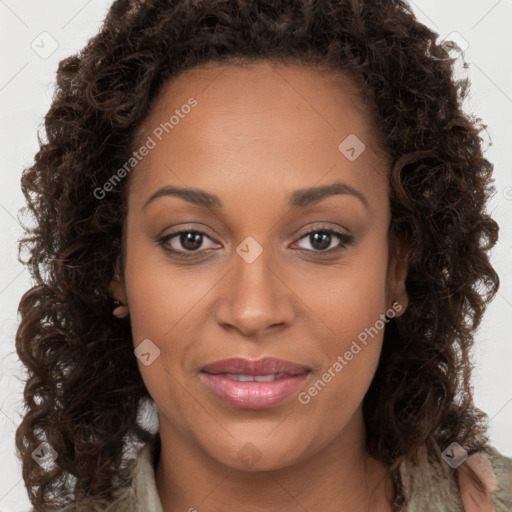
[296,297,387,446]
[122,239,188,398]
[294,240,389,417]
[123,237,230,421]
[296,240,389,352]
[306,281,386,382]
[123,234,215,344]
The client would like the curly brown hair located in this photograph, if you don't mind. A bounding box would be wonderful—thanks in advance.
[16,0,500,510]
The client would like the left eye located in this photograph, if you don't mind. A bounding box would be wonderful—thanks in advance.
[293,229,353,253]
[157,228,353,257]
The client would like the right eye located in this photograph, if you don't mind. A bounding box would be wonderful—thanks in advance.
[156,229,220,257]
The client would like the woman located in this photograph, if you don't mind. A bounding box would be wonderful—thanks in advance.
[15,0,512,510]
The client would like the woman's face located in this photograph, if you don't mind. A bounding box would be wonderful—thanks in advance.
[112,60,408,471]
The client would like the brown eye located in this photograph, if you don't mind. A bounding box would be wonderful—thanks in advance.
[294,228,354,254]
[157,230,219,256]
[177,232,203,251]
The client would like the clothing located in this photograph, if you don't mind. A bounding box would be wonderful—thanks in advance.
[102,438,512,511]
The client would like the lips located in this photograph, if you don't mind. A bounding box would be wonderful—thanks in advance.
[200,357,311,409]
[201,357,310,377]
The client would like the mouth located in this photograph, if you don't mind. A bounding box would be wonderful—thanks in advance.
[201,356,311,376]
[210,373,297,382]
[200,357,311,409]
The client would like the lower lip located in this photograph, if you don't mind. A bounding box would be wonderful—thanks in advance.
[200,372,310,409]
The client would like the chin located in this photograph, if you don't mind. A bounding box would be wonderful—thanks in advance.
[206,435,306,472]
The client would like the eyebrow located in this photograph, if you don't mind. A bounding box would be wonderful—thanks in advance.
[142,181,369,210]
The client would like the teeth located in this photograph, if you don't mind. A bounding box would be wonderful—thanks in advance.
[223,374,282,382]
[254,374,278,382]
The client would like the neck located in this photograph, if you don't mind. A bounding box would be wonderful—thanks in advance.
[155,407,394,512]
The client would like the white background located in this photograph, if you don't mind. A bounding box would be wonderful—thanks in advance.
[1,1,511,510]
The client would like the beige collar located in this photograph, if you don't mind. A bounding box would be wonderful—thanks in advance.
[105,438,512,512]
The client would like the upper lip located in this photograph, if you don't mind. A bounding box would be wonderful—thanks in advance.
[201,357,311,376]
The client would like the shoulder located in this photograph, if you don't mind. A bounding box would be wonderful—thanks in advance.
[399,445,512,512]
[103,439,163,512]
[477,447,512,512]
[454,447,512,512]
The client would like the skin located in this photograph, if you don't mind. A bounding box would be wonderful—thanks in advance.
[111,60,409,512]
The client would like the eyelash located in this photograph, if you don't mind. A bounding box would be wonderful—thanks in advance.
[155,226,354,259]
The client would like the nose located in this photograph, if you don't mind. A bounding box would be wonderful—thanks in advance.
[215,242,295,339]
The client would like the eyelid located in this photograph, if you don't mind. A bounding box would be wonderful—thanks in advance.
[155,225,220,256]
[291,225,354,253]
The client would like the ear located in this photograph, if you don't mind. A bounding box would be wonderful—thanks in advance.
[109,255,128,305]
[386,231,409,317]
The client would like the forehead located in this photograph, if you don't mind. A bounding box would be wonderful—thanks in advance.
[137,59,381,145]
[128,59,389,205]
